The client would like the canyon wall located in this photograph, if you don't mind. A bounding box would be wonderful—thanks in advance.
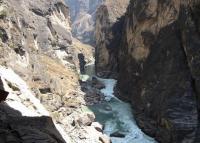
[96,0,200,142]
[0,1,73,142]
[95,0,130,78]
[0,0,81,108]
[0,0,101,142]
[65,0,103,44]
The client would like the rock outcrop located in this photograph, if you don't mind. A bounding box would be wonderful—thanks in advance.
[95,0,130,78]
[96,0,200,142]
[0,105,66,143]
[0,0,103,142]
[0,0,82,117]
[0,68,67,143]
[65,0,103,44]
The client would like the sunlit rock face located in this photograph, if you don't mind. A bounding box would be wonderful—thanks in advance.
[0,66,69,143]
[0,0,81,106]
[0,0,73,73]
[0,0,98,142]
[65,0,103,44]
[0,0,75,142]
[95,0,200,142]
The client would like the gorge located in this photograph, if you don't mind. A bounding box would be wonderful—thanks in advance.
[0,0,200,143]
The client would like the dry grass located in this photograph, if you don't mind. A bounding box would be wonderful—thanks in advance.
[29,54,79,96]
[40,55,78,86]
[39,54,77,78]
[72,38,94,63]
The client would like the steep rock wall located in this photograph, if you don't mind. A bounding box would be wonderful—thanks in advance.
[117,0,200,142]
[96,0,200,142]
[65,0,103,44]
[0,0,81,104]
[95,0,130,78]
[0,0,98,142]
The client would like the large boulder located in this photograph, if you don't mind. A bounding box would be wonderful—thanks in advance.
[0,103,66,143]
[77,112,95,126]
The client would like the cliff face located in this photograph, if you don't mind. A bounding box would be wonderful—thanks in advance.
[0,0,83,110]
[96,0,200,142]
[0,0,95,101]
[0,1,73,142]
[65,0,103,44]
[0,0,72,74]
[95,0,130,78]
[119,0,200,142]
[0,0,100,142]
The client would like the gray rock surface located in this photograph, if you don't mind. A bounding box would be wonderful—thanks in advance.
[0,0,106,142]
[65,0,103,44]
[95,0,130,78]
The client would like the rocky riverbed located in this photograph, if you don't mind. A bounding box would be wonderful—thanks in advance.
[82,63,156,143]
[88,78,156,143]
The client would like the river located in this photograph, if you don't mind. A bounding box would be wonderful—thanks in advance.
[83,63,156,143]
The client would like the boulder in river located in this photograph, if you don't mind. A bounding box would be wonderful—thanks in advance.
[104,105,112,111]
[110,131,126,138]
[92,77,105,90]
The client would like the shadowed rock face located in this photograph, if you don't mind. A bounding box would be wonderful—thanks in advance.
[117,1,200,142]
[95,0,130,78]
[0,77,8,101]
[0,103,66,143]
[96,0,200,142]
[0,75,65,143]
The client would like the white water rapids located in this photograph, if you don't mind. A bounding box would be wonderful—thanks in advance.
[84,63,156,143]
[0,63,157,143]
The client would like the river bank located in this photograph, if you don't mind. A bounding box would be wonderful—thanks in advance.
[89,78,156,143]
[82,63,156,143]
